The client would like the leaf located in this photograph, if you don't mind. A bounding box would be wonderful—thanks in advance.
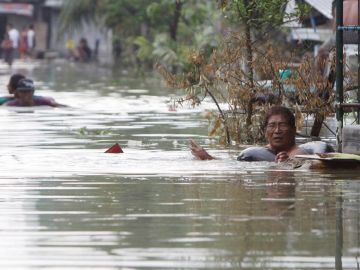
[133,36,153,60]
[208,117,222,137]
[295,104,303,132]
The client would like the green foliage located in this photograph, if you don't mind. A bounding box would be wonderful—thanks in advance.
[219,0,309,32]
[58,0,103,35]
[59,0,222,70]
[104,0,148,36]
[152,34,178,65]
[78,126,113,136]
[133,36,153,61]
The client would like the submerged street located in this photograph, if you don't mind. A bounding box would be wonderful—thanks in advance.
[0,60,359,269]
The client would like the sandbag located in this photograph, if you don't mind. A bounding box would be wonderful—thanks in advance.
[237,141,334,162]
[237,147,276,162]
[298,141,334,154]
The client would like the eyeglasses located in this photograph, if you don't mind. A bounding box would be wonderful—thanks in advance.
[266,122,290,131]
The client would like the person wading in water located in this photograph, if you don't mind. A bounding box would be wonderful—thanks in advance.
[190,106,331,162]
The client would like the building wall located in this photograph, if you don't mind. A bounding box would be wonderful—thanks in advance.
[7,14,32,33]
[2,1,113,65]
[5,14,47,51]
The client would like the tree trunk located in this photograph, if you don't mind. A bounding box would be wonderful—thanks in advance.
[244,22,254,128]
[169,0,182,41]
[310,113,324,137]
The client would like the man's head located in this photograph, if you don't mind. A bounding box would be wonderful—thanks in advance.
[8,74,25,95]
[15,78,35,106]
[264,106,296,152]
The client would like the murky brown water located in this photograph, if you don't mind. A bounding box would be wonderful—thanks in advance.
[0,60,359,269]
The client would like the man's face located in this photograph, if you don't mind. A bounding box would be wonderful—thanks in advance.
[265,114,296,152]
[17,90,34,106]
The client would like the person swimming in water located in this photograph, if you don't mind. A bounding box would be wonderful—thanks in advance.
[4,77,65,107]
[190,106,333,162]
[0,73,24,105]
[0,74,65,107]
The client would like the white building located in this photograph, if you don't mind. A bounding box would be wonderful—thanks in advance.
[44,0,113,65]
[284,0,334,44]
[0,0,113,65]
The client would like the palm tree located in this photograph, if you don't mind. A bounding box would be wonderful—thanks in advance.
[58,0,104,35]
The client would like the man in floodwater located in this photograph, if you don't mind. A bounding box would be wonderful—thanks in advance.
[190,106,331,162]
[5,78,37,106]
[0,73,24,105]
[4,78,65,107]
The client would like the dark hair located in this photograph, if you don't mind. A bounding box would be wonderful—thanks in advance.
[263,106,295,129]
[8,74,25,90]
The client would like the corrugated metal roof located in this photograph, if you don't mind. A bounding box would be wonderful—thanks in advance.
[304,0,333,19]
[284,0,333,27]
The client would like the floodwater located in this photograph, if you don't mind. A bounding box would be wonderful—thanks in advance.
[0,60,359,270]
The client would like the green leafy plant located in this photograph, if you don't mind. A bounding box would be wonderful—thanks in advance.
[78,126,113,136]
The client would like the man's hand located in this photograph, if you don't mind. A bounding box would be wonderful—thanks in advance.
[189,139,214,160]
[275,151,290,163]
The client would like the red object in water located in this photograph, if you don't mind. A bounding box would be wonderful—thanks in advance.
[105,143,123,153]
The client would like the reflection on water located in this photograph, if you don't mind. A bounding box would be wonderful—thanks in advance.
[0,60,359,269]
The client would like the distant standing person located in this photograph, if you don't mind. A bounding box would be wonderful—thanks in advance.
[66,39,74,59]
[27,24,35,57]
[7,24,19,58]
[1,33,14,67]
[19,26,27,59]
[74,38,92,62]
[93,38,100,60]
